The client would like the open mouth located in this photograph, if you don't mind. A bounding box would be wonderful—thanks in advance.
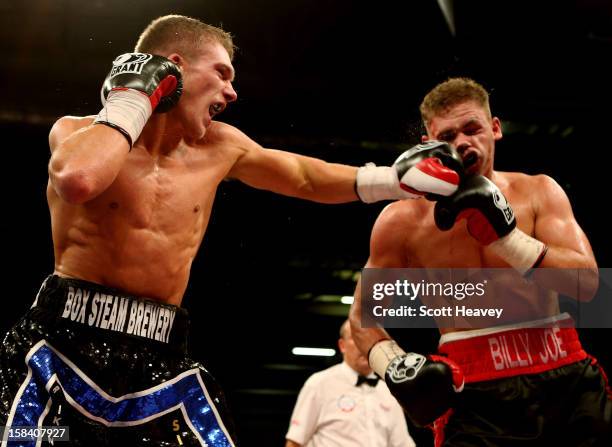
[463,152,478,168]
[209,103,223,118]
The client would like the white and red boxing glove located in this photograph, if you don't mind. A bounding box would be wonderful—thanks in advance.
[369,339,464,427]
[356,140,464,203]
[434,175,548,274]
[94,53,183,148]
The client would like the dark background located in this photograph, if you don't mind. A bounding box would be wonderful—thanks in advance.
[1,1,611,445]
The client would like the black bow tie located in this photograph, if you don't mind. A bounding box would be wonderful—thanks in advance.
[356,375,379,387]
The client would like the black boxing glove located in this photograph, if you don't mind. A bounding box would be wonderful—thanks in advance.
[356,140,464,203]
[435,175,548,274]
[369,340,464,427]
[94,53,183,147]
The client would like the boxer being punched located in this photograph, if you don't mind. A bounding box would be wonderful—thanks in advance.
[0,15,463,446]
[349,78,611,446]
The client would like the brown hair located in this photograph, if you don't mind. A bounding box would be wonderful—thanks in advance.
[420,77,491,128]
[135,15,235,60]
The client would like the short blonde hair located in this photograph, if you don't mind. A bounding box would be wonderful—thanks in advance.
[135,15,235,60]
[420,78,491,128]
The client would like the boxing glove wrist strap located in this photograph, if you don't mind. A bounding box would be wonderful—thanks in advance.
[489,228,548,275]
[94,89,153,148]
[356,164,406,203]
[369,339,407,378]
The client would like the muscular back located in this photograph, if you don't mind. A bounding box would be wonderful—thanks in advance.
[48,117,240,304]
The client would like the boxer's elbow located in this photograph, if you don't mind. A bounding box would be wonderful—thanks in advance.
[576,266,599,302]
[534,262,599,302]
[49,161,95,204]
[565,256,599,302]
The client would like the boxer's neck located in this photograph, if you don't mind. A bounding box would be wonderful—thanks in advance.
[137,114,183,156]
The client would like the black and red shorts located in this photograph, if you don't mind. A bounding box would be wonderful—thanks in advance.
[0,275,237,446]
[433,314,612,446]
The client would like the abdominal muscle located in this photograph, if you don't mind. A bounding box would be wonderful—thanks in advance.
[48,146,226,306]
[53,222,202,306]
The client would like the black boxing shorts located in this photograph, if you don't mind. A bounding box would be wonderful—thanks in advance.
[432,314,612,446]
[0,275,237,446]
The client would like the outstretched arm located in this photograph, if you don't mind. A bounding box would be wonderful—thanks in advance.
[227,128,462,204]
[228,138,360,204]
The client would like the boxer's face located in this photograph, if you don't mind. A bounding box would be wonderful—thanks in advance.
[339,325,372,376]
[170,41,237,140]
[425,101,502,177]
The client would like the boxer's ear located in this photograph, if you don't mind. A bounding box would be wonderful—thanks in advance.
[492,117,503,141]
[338,337,347,354]
[166,53,183,68]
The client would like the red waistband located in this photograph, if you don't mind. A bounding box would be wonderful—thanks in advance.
[438,315,587,383]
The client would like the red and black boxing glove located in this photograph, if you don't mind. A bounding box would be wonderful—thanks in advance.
[434,175,548,274]
[356,140,464,203]
[369,339,464,427]
[94,53,183,148]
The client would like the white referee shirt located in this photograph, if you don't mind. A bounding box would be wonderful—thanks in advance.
[286,362,415,447]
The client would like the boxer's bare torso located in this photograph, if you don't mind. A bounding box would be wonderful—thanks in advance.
[49,117,251,304]
[378,171,558,332]
[48,112,362,306]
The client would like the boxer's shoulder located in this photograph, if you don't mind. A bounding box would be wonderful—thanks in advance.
[370,200,429,261]
[194,121,262,166]
[493,171,558,196]
[494,170,553,184]
[199,121,252,148]
[375,200,429,232]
